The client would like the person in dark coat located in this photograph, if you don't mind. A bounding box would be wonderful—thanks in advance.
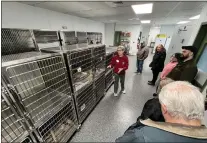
[166,46,198,83]
[148,44,166,85]
[116,81,207,142]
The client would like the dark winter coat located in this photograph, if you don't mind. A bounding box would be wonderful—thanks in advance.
[167,59,198,83]
[149,50,166,72]
[116,119,207,142]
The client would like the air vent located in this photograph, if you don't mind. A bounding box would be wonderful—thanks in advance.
[113,1,123,4]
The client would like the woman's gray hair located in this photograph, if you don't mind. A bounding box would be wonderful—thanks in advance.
[117,45,125,51]
[159,81,205,120]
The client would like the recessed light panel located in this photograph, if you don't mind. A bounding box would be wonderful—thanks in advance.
[141,20,151,23]
[177,21,190,24]
[189,15,200,20]
[131,3,153,14]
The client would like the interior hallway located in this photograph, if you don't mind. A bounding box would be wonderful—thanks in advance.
[71,53,156,142]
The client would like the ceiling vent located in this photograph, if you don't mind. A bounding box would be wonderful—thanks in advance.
[113,1,123,5]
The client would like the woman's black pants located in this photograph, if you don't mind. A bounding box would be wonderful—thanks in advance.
[152,69,160,84]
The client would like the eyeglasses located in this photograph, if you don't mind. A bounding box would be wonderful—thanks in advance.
[117,50,123,51]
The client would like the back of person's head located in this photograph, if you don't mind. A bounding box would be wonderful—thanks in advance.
[159,81,205,121]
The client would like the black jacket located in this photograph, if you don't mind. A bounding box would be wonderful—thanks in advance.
[167,59,198,83]
[149,51,166,72]
[116,119,207,142]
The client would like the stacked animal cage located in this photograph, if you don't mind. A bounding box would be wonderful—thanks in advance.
[93,44,106,102]
[1,77,37,143]
[40,31,96,125]
[2,29,78,142]
[105,47,117,91]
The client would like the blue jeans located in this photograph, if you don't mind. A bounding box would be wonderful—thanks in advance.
[137,59,144,73]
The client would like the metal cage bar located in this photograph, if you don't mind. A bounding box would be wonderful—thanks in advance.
[2,28,36,55]
[75,83,96,124]
[67,48,93,91]
[61,31,77,45]
[1,82,29,143]
[93,45,106,78]
[105,69,114,91]
[32,30,60,49]
[4,54,72,127]
[37,100,77,142]
[95,72,105,103]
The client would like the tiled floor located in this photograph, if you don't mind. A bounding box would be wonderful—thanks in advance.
[71,54,157,142]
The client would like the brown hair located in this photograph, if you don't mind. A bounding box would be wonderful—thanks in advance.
[155,44,165,52]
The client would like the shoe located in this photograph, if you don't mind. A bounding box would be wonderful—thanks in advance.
[138,73,141,75]
[153,93,158,97]
[148,81,152,83]
[148,82,155,86]
[122,90,126,94]
[114,93,118,96]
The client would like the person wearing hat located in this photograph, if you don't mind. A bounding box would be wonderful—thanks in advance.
[166,46,198,83]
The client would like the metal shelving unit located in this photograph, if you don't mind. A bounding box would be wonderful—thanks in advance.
[94,72,105,103]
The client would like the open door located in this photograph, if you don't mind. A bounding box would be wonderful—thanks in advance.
[114,31,121,46]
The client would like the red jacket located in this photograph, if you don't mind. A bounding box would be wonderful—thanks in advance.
[110,55,129,74]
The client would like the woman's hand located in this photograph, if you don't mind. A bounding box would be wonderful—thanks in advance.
[118,68,123,73]
[107,65,112,68]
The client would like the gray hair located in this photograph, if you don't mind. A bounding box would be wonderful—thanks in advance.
[159,81,205,120]
[117,45,125,51]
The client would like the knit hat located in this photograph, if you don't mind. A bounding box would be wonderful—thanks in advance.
[182,46,197,55]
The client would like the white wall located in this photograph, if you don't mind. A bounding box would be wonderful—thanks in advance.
[140,25,151,45]
[166,3,207,63]
[160,25,176,38]
[105,23,115,47]
[147,27,161,46]
[188,3,207,45]
[115,24,141,55]
[2,2,105,43]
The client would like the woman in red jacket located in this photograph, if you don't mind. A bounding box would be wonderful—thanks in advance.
[108,46,129,96]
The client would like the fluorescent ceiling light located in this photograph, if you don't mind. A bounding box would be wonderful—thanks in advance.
[131,3,153,14]
[177,21,190,24]
[141,20,151,23]
[189,15,200,20]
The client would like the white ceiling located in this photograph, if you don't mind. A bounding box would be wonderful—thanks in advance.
[20,1,205,25]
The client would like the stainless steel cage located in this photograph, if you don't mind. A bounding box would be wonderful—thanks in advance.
[61,31,77,45]
[67,47,94,92]
[32,30,60,49]
[2,28,37,55]
[94,72,105,103]
[105,69,114,91]
[37,99,77,142]
[75,83,96,123]
[76,32,87,44]
[1,81,29,143]
[2,52,74,128]
[93,44,106,79]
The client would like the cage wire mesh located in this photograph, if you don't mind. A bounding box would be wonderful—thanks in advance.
[33,30,60,49]
[2,28,36,55]
[67,48,93,91]
[21,136,34,143]
[62,31,77,45]
[95,73,105,102]
[37,99,77,142]
[4,55,72,127]
[76,32,87,44]
[76,83,96,123]
[105,52,114,71]
[93,45,106,78]
[1,82,28,143]
[105,69,114,91]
